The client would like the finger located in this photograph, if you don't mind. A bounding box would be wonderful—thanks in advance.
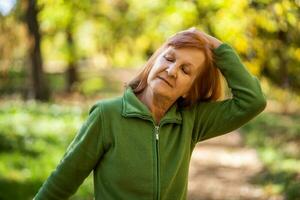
[188,27,197,32]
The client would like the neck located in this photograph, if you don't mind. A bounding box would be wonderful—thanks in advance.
[136,87,175,124]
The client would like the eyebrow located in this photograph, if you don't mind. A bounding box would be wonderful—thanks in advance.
[166,50,195,69]
[166,50,175,56]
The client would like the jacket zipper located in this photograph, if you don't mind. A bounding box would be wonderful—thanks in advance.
[154,125,160,200]
[125,115,179,200]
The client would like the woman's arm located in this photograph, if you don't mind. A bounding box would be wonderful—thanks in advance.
[192,42,267,143]
[34,104,105,200]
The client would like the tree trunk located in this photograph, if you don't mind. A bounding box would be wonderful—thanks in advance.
[65,25,78,92]
[24,0,50,101]
[278,30,289,89]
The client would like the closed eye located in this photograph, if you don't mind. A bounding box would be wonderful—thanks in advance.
[163,55,174,62]
[181,65,190,75]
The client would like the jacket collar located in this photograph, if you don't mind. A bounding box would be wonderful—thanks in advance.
[122,87,182,125]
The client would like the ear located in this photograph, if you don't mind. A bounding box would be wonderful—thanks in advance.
[182,94,187,98]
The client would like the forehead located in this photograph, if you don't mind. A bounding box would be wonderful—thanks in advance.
[163,46,205,68]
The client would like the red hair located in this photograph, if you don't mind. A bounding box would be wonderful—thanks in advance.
[128,29,225,107]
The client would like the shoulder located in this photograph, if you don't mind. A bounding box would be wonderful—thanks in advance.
[89,95,123,115]
[180,100,219,118]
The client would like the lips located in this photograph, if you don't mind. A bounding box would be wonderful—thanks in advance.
[157,76,173,88]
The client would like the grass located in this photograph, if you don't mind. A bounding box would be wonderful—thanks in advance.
[0,69,125,199]
[2,100,299,199]
[0,101,94,200]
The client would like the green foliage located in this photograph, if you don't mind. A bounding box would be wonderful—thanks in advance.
[79,77,104,95]
[1,0,300,94]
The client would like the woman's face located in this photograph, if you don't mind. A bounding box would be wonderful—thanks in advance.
[147,46,205,101]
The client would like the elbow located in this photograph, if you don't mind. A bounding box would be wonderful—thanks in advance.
[253,94,267,113]
[240,92,267,114]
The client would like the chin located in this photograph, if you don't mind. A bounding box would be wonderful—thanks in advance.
[152,85,174,100]
[148,79,175,98]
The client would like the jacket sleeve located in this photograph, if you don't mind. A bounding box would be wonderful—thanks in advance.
[34,103,104,200]
[192,43,267,143]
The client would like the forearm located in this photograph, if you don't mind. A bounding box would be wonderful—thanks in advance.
[192,43,267,142]
[213,43,267,111]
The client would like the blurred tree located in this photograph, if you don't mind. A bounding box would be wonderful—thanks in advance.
[0,3,29,95]
[39,0,100,92]
[65,22,78,92]
[0,15,17,78]
[1,0,300,97]
[23,0,50,100]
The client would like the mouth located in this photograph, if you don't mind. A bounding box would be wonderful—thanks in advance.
[157,76,173,88]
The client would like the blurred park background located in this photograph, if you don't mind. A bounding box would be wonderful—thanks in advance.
[0,0,300,199]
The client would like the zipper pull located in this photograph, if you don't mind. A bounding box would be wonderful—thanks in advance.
[155,126,159,140]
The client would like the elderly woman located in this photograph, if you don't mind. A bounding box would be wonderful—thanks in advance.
[34,28,266,200]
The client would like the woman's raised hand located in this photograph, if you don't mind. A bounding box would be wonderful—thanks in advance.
[188,27,223,49]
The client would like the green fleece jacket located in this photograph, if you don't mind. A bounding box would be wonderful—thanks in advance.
[34,43,267,200]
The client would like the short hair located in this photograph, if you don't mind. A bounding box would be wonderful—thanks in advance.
[127,28,225,107]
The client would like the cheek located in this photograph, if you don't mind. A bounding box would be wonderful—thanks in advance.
[147,69,156,83]
[180,77,195,92]
[149,62,165,77]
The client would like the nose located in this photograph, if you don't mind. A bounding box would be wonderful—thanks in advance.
[166,63,178,78]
